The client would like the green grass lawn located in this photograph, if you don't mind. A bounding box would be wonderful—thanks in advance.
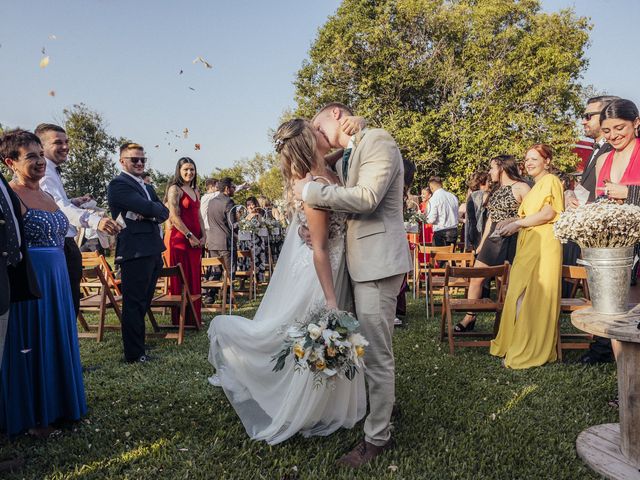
[0,298,617,479]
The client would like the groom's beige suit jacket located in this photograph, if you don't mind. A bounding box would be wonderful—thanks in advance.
[305,128,412,283]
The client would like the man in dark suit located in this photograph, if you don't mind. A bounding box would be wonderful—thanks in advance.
[0,167,40,472]
[566,95,619,365]
[107,143,169,363]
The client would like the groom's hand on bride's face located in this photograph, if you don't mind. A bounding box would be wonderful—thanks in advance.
[340,116,366,136]
[293,173,313,201]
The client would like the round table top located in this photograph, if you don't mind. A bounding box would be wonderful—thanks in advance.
[571,306,640,343]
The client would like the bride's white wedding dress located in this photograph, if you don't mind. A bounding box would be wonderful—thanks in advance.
[208,207,366,445]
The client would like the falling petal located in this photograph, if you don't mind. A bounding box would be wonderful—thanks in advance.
[41,46,46,55]
[192,56,213,69]
[49,34,57,40]
[174,148,178,152]
[183,128,189,138]
[154,145,159,148]
[48,90,56,97]
[179,69,183,75]
[40,56,50,68]
[188,86,195,91]
[194,144,201,151]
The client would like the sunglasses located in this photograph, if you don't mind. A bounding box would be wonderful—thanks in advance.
[123,156,147,164]
[582,111,601,121]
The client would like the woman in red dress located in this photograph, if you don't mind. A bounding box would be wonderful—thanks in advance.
[164,157,205,326]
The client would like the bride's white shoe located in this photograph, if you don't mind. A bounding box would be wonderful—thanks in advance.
[208,374,222,387]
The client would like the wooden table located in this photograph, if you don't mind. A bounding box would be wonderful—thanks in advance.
[572,306,640,479]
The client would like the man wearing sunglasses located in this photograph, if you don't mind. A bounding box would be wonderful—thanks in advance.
[107,143,169,363]
[575,95,620,203]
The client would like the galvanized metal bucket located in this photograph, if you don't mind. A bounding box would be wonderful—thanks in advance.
[577,246,635,314]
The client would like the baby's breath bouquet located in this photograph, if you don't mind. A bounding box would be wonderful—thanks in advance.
[553,200,640,248]
[238,216,265,235]
[272,305,368,386]
[404,208,427,225]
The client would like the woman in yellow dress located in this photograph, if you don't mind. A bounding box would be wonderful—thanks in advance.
[489,144,564,369]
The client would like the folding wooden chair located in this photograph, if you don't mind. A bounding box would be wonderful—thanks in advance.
[147,264,201,345]
[427,252,475,319]
[201,257,229,313]
[81,252,121,296]
[442,262,510,355]
[77,266,122,342]
[414,244,454,299]
[557,265,592,360]
[235,249,257,301]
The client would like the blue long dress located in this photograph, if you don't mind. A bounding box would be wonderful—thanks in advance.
[0,207,87,437]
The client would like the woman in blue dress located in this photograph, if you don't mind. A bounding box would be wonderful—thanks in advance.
[0,130,86,437]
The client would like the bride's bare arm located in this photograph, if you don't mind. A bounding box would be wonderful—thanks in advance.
[303,203,337,309]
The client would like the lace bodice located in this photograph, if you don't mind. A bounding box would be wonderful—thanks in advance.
[295,202,348,240]
[23,208,69,248]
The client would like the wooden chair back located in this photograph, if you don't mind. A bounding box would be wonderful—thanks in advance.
[426,252,476,317]
[557,265,592,360]
[78,266,122,342]
[201,257,229,312]
[441,262,511,355]
[147,264,201,345]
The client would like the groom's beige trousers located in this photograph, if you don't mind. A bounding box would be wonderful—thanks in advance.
[353,273,404,446]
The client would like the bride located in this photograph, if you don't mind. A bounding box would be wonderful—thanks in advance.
[207,118,366,445]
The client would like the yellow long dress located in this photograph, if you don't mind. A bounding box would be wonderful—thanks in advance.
[490,173,564,369]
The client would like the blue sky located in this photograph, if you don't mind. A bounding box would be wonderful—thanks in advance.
[1,0,638,174]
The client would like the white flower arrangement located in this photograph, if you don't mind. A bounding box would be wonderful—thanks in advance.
[272,305,368,387]
[553,200,640,248]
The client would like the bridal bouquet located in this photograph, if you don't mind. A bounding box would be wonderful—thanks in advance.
[272,305,368,386]
[404,208,427,225]
[238,216,265,235]
[553,200,640,248]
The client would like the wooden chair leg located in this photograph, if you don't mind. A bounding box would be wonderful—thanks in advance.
[147,309,160,332]
[446,306,455,355]
[97,290,106,342]
[178,298,187,345]
[78,311,91,333]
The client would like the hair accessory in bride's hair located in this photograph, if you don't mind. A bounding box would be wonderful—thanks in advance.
[274,137,285,153]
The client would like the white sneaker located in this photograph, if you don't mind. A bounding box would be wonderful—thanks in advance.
[393,317,403,326]
[208,374,222,387]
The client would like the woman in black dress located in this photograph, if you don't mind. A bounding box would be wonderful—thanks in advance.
[454,155,530,332]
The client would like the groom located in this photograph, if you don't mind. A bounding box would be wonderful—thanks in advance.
[294,103,412,468]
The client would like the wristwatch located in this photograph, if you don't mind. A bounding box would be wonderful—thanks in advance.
[186,232,193,239]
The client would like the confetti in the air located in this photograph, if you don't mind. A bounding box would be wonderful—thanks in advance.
[154,145,159,148]
[39,56,50,68]
[188,86,195,91]
[48,34,57,40]
[183,128,189,138]
[48,90,56,97]
[174,148,178,152]
[192,56,213,69]
[179,69,183,75]
[194,144,201,151]
[41,46,46,55]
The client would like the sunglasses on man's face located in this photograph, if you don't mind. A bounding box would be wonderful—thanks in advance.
[582,112,601,121]
[123,156,147,164]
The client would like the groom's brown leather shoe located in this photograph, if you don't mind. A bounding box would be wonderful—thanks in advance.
[337,439,394,468]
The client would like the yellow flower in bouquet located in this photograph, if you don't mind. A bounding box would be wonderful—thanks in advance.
[326,346,337,358]
[293,343,305,359]
[315,360,326,371]
[355,346,365,358]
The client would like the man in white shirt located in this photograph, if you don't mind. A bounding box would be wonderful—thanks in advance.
[426,176,459,247]
[200,177,219,247]
[36,123,120,317]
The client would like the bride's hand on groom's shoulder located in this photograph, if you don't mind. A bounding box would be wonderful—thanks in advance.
[293,173,313,201]
[340,116,366,136]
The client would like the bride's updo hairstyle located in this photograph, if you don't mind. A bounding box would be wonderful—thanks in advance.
[274,118,317,185]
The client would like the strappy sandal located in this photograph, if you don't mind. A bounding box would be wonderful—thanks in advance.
[454,313,477,332]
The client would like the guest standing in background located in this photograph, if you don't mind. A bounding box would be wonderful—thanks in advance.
[238,196,267,283]
[464,171,490,252]
[0,130,86,437]
[36,123,120,318]
[454,156,530,332]
[490,144,564,369]
[200,178,219,249]
[419,187,432,214]
[425,176,459,247]
[205,178,236,283]
[164,157,204,326]
[107,143,169,363]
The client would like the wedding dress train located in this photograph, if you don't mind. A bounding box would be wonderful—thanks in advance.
[208,209,366,445]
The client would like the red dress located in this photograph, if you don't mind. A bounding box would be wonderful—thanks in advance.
[165,189,202,326]
[596,138,640,192]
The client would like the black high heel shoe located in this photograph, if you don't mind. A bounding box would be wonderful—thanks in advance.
[454,313,477,332]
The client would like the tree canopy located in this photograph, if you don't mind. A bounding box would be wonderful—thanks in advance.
[294,0,591,194]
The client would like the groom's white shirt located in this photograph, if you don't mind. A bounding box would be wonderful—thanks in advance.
[303,128,411,282]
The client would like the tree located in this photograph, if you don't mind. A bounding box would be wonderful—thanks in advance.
[62,103,120,206]
[294,0,591,195]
